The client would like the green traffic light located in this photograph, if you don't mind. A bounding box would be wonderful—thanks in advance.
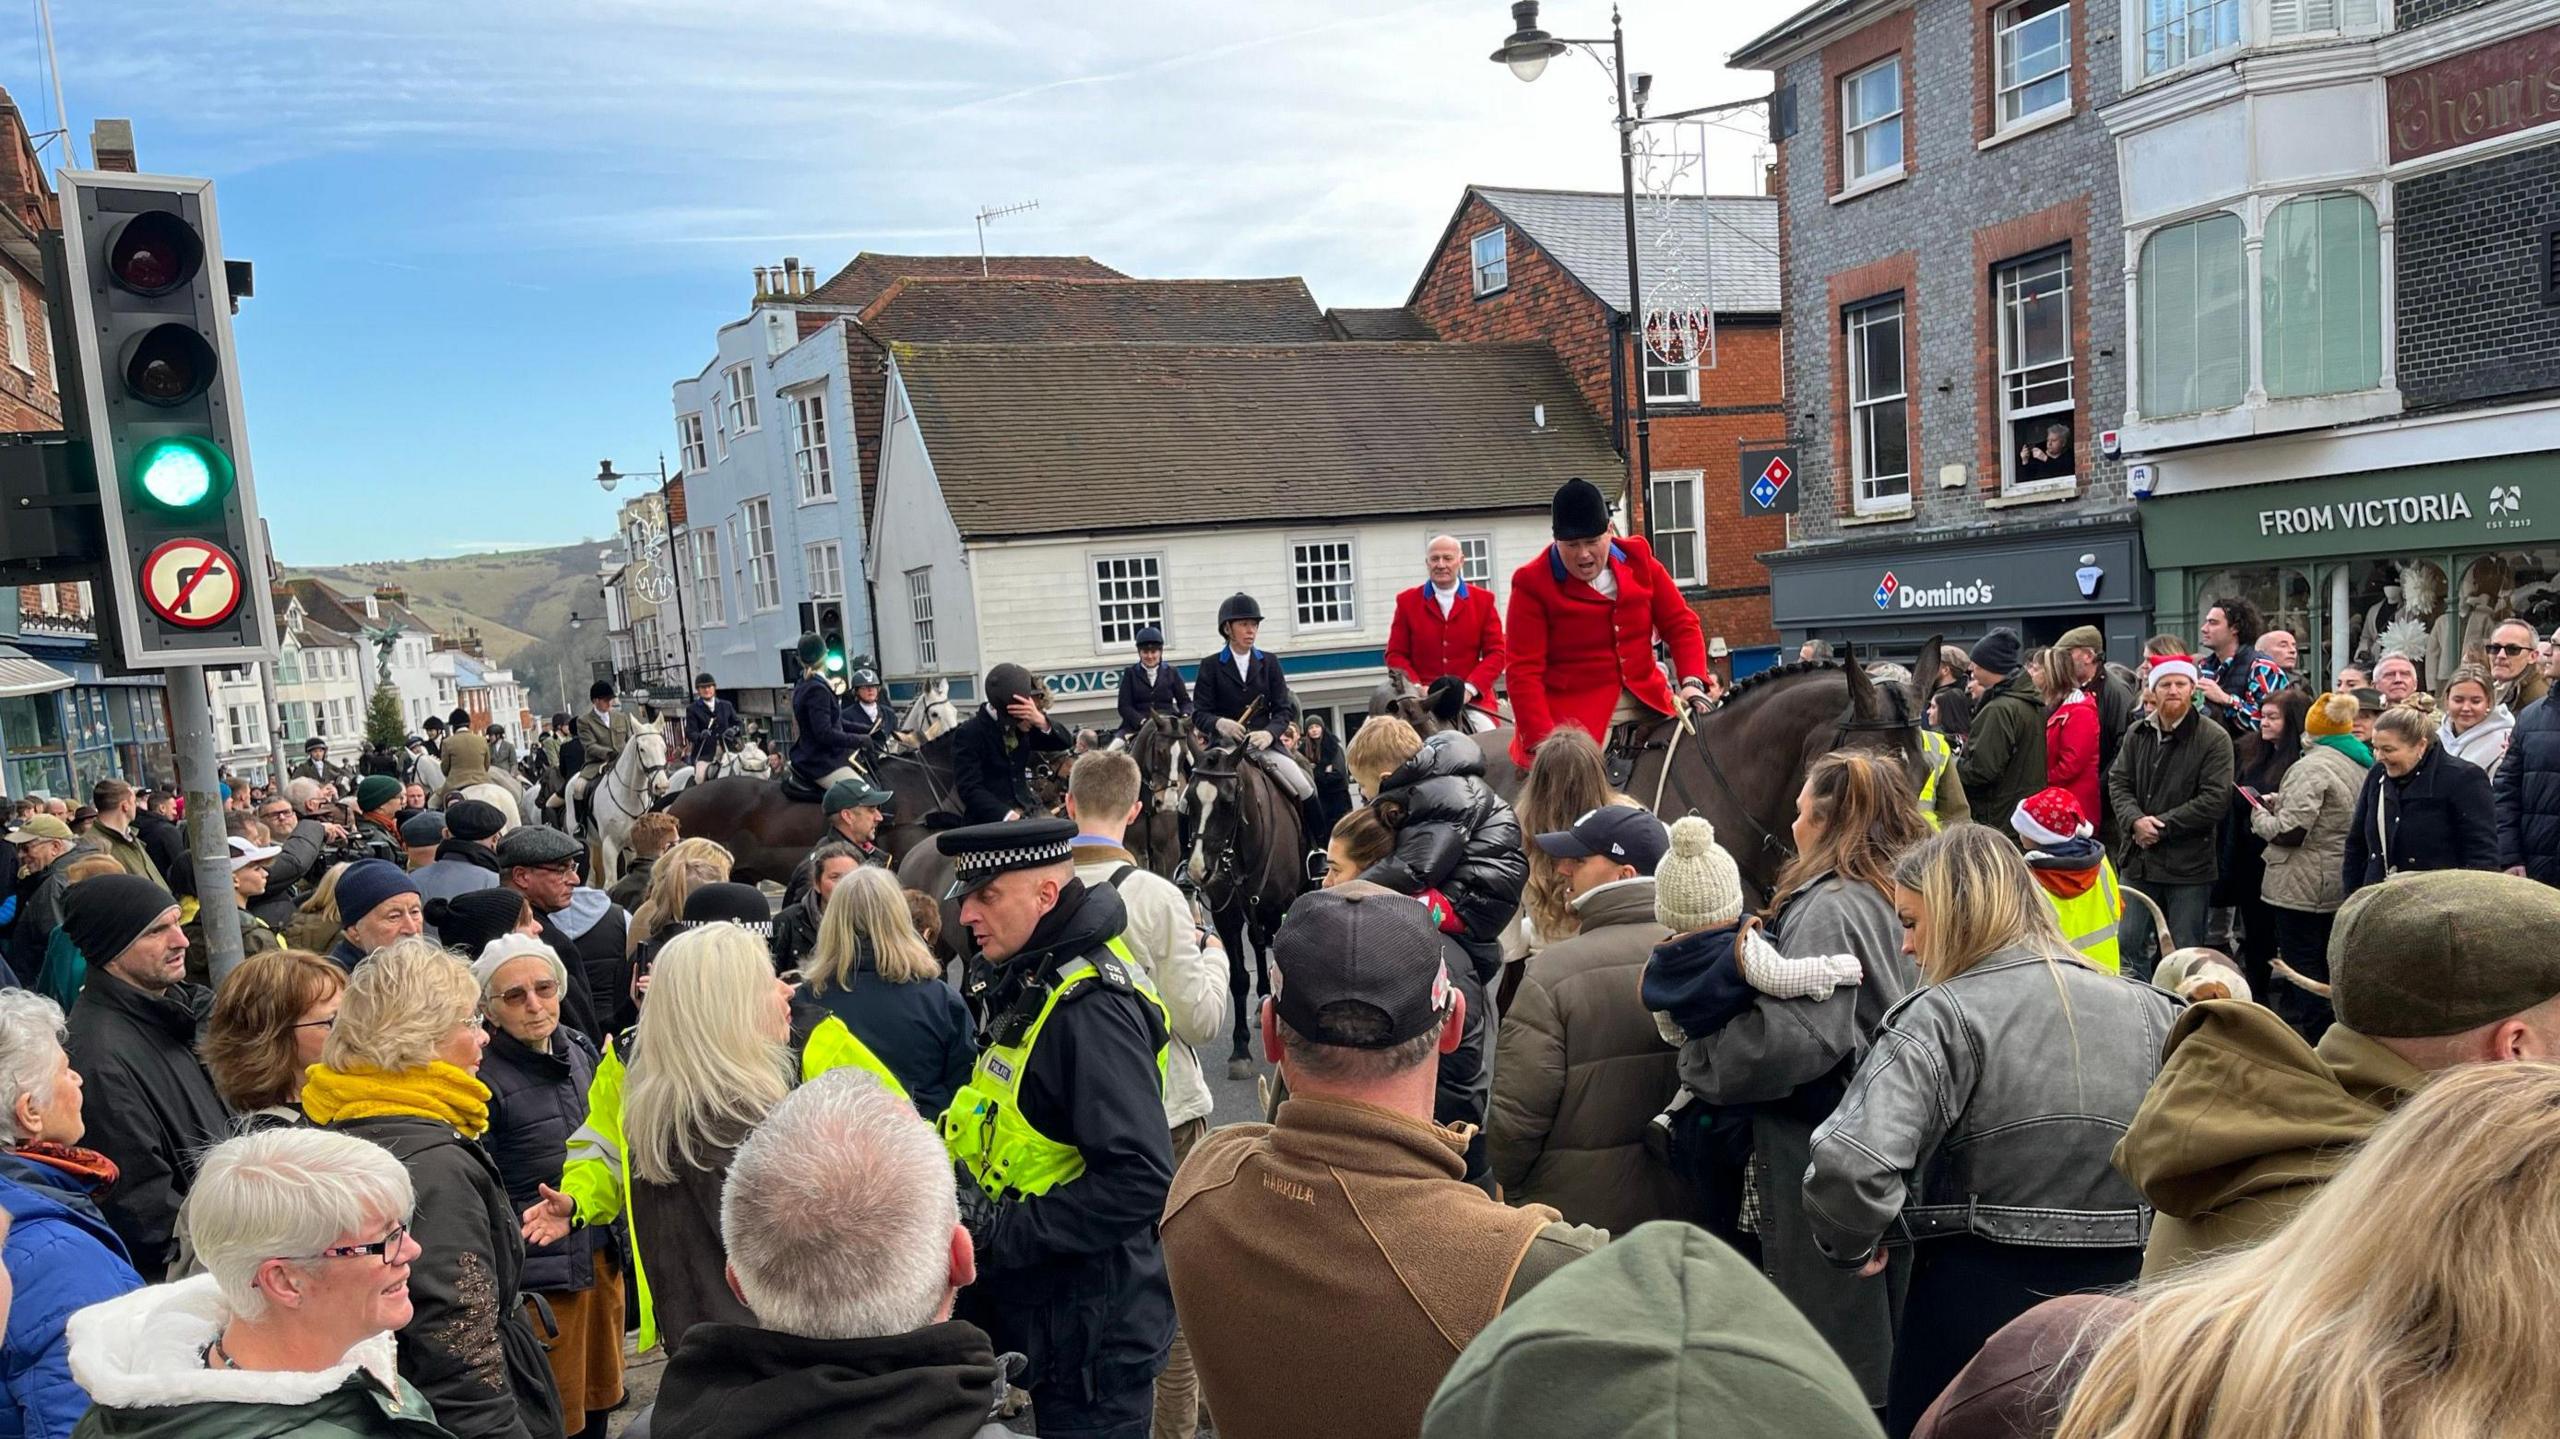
[132,436,231,510]
[825,651,847,675]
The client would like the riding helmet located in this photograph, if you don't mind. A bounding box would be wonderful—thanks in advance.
[693,673,717,690]
[848,667,880,688]
[1135,624,1166,650]
[1217,593,1263,633]
[985,663,1043,712]
[589,680,616,702]
[795,632,827,668]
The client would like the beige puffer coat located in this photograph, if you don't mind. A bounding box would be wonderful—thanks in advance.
[2249,740,2364,914]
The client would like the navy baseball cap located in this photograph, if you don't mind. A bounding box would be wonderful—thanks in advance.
[1534,805,1670,876]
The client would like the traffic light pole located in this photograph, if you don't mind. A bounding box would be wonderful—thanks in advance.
[166,662,244,985]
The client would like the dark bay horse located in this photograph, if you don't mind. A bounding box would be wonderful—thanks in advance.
[664,733,963,886]
[1121,713,1192,879]
[1188,747,1308,1064]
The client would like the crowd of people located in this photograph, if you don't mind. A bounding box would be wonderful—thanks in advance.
[7,482,2560,1439]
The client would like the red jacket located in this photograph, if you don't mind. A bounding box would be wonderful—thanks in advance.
[2046,688,2102,823]
[1504,536,1709,767]
[1385,581,1506,703]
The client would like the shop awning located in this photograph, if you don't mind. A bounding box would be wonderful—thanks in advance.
[0,644,74,699]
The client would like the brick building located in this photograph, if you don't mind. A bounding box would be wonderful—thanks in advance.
[1407,185,1787,675]
[1733,0,2150,662]
[2102,0,2560,684]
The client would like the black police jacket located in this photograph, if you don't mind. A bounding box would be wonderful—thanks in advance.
[955,881,1175,1407]
[950,707,1071,825]
[1115,663,1190,735]
[1190,648,1294,742]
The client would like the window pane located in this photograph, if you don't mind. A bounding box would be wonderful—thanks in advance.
[2264,193,2382,400]
[2140,213,2246,416]
[1867,401,1909,487]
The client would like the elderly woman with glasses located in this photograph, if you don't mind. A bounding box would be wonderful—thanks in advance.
[0,990,143,1439]
[64,1128,438,1437]
[303,937,567,1439]
[474,933,623,1439]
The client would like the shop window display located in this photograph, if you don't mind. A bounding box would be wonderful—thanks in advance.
[2347,560,2453,688]
[2196,564,2313,654]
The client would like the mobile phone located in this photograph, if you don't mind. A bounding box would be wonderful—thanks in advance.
[2238,785,2264,810]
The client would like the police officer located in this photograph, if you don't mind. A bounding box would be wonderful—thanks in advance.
[1192,593,1314,802]
[1115,625,1189,738]
[952,663,1072,825]
[682,673,738,786]
[788,633,867,792]
[939,817,1175,1435]
[841,665,890,755]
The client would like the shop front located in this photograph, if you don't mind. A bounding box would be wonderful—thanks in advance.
[1767,519,2151,667]
[0,660,174,801]
[2140,456,2549,693]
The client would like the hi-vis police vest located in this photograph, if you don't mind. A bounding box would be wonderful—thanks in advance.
[2046,862,2124,974]
[943,936,1170,1200]
[1918,730,1955,831]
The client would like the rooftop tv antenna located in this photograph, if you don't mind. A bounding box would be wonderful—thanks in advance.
[975,200,1039,276]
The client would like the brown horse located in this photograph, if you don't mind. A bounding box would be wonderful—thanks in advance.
[1121,713,1193,879]
[663,733,963,886]
[1187,747,1308,1064]
[1367,673,1524,802]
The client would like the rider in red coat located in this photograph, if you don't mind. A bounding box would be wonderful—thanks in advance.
[1504,477,1713,768]
[1386,534,1507,726]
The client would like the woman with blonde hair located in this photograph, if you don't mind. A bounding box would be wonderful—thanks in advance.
[281,860,351,954]
[1514,724,1625,948]
[798,865,973,1115]
[627,837,734,955]
[200,948,346,1130]
[1806,824,2176,1434]
[304,937,566,1439]
[519,919,905,1355]
[1676,749,1926,1409]
[2057,1061,2560,1439]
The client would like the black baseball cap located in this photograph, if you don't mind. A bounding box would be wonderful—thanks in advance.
[1534,805,1670,875]
[1271,886,1452,1049]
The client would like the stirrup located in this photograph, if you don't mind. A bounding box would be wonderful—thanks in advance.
[1603,722,1643,789]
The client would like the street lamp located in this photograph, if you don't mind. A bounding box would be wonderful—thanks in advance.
[1489,1,1569,81]
[568,611,585,631]
[593,455,695,690]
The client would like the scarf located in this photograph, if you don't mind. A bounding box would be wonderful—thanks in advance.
[300,1061,492,1139]
[13,1139,120,1190]
[2313,733,2375,768]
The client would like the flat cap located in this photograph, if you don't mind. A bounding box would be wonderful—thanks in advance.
[494,825,584,869]
[2331,870,2560,1038]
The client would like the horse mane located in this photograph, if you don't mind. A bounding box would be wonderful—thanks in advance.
[1716,657,1854,707]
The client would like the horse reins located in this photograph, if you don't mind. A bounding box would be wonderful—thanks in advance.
[1638,693,1922,863]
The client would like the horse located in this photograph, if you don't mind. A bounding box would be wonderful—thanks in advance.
[1187,744,1309,1068]
[1121,712,1193,879]
[587,729,669,886]
[659,734,775,800]
[1370,672,1524,804]
[449,782,522,831]
[666,728,965,888]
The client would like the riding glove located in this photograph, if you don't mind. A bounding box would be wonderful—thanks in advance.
[1245,730,1272,751]
[1214,717,1248,742]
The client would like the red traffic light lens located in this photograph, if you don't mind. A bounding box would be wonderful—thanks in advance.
[106,212,205,297]
[121,324,216,408]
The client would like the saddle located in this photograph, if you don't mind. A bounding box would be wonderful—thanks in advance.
[778,769,826,804]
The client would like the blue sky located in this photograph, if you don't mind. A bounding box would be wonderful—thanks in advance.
[10,0,1785,564]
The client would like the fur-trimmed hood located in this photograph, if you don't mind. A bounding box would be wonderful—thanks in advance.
[67,1274,417,1433]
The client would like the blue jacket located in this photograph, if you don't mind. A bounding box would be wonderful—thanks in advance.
[1115,663,1190,735]
[1190,648,1294,742]
[788,674,863,780]
[0,1148,144,1439]
[2346,741,2499,894]
[2496,693,2560,885]
[795,945,977,1118]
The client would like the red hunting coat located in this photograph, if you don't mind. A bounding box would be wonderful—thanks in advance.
[1386,581,1507,709]
[1504,536,1709,767]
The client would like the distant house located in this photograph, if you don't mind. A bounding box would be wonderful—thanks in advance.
[869,339,1625,732]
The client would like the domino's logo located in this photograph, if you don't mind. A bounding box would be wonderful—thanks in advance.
[1873,571,1900,610]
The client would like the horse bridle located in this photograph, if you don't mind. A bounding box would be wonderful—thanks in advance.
[595,742,664,828]
[1640,694,1921,862]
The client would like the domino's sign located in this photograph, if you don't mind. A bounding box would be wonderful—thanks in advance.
[1873,570,1998,611]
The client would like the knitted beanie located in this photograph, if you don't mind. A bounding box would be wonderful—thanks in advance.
[2304,691,2357,738]
[62,873,178,968]
[355,775,403,814]
[429,887,528,960]
[1654,816,1744,934]
[334,859,418,929]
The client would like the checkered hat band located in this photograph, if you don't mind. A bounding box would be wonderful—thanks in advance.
[955,840,1075,874]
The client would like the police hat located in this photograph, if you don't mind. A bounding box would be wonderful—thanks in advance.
[940,817,1078,899]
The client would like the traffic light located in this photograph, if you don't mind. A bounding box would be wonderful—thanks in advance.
[817,601,847,676]
[58,172,274,667]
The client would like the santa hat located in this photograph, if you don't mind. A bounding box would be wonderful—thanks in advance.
[2147,654,2201,690]
[2012,786,2093,850]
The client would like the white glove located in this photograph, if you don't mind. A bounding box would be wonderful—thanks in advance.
[1246,730,1273,751]
[1215,717,1248,742]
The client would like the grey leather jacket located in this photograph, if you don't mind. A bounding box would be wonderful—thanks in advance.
[1803,944,2179,1262]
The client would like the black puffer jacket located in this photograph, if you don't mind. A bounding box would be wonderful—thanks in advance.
[2345,742,2498,894]
[479,1024,609,1294]
[2495,694,2560,884]
[1359,732,1527,982]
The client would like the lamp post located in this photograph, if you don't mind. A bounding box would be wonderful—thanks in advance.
[1490,1,1654,545]
[596,456,694,689]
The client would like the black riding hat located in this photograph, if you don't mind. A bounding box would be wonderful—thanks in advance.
[694,673,717,689]
[589,680,616,702]
[1217,593,1262,633]
[985,663,1042,713]
[1135,625,1166,650]
[848,667,880,688]
[796,632,827,668]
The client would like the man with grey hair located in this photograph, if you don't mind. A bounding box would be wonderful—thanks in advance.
[1160,885,1601,1439]
[639,1070,1007,1439]
[67,1127,436,1433]
[1386,534,1506,733]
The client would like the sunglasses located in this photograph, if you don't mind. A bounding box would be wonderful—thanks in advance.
[494,979,562,1006]
[2485,643,2532,656]
[308,1222,409,1267]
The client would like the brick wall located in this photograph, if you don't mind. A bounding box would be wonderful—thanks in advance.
[2396,139,2560,408]
[1773,0,2128,546]
[1412,195,1784,646]
[0,250,57,432]
[2396,0,2504,26]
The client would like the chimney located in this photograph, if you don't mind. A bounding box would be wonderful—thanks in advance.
[753,266,770,299]
[374,584,407,606]
[91,119,136,173]
[782,256,803,297]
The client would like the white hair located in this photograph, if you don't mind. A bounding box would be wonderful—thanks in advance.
[284,776,321,809]
[720,1069,958,1340]
[471,932,568,996]
[0,991,66,1139]
[184,1128,416,1320]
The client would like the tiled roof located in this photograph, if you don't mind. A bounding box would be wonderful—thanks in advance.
[1469,186,1781,316]
[858,277,1333,344]
[892,341,1620,539]
[1327,307,1438,341]
[281,578,371,638]
[805,253,1126,312]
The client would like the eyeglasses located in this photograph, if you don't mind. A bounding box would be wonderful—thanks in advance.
[292,1015,337,1032]
[2485,643,2532,656]
[494,979,561,1006]
[308,1222,409,1267]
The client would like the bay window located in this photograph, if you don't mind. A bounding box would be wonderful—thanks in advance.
[2262,192,2381,400]
[2138,212,2247,417]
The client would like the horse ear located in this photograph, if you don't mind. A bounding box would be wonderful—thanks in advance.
[1918,633,1945,690]
[1840,639,1876,717]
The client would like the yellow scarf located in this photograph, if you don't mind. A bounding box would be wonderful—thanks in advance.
[301,1061,492,1139]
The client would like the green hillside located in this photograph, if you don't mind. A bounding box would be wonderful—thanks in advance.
[288,541,615,715]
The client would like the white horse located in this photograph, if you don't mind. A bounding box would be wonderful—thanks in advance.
[589,729,668,885]
[892,679,960,750]
[661,735,773,799]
